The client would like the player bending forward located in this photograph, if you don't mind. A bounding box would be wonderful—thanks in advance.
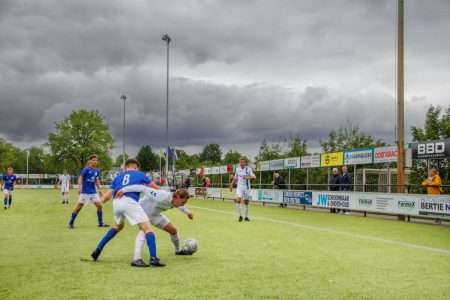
[2,167,17,209]
[58,170,71,204]
[230,158,256,222]
[91,158,165,267]
[116,185,193,267]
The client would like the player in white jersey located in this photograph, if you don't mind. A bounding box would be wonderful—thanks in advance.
[116,185,193,267]
[58,170,71,204]
[230,158,256,222]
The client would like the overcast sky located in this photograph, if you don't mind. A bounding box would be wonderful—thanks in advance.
[0,0,449,159]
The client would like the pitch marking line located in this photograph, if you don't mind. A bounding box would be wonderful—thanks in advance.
[191,205,450,256]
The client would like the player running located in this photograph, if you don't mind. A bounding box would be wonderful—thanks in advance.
[115,185,193,267]
[2,167,17,210]
[90,158,165,267]
[68,155,108,228]
[58,170,71,204]
[230,158,256,222]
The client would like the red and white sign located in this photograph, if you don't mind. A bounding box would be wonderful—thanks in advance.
[373,146,398,163]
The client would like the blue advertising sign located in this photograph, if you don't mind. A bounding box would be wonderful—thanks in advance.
[283,191,313,205]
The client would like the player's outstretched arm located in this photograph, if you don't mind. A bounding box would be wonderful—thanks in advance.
[178,206,193,220]
[101,190,113,204]
[149,181,161,190]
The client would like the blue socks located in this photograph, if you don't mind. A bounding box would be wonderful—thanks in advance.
[4,198,7,208]
[145,232,157,259]
[8,196,12,207]
[69,212,78,225]
[96,228,118,251]
[97,210,103,226]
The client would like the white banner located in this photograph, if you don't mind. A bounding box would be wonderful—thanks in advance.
[418,195,450,218]
[344,149,373,165]
[203,167,211,175]
[284,157,301,169]
[373,146,398,163]
[219,166,228,174]
[300,154,321,168]
[255,189,283,203]
[269,159,284,171]
[206,188,221,198]
[259,161,271,171]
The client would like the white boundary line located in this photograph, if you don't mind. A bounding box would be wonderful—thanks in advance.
[191,205,450,257]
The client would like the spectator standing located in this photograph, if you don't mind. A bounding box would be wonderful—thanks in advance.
[329,168,340,213]
[339,166,352,214]
[273,172,287,190]
[422,168,443,224]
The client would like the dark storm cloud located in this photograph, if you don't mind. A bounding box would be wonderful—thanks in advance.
[0,0,448,157]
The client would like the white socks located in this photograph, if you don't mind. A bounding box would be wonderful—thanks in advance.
[133,230,146,260]
[243,204,249,218]
[171,233,180,252]
[235,203,242,217]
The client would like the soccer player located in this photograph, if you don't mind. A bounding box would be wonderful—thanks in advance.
[58,170,71,204]
[2,167,17,209]
[68,155,108,228]
[90,158,165,267]
[230,158,256,222]
[116,185,192,267]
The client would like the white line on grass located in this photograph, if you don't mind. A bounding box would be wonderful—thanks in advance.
[191,205,450,256]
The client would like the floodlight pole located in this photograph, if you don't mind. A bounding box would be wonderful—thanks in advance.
[120,95,127,166]
[26,150,30,185]
[162,34,171,186]
[396,0,406,193]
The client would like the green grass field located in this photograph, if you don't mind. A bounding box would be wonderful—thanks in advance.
[0,190,449,300]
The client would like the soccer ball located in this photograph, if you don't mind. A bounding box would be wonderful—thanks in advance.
[183,239,198,254]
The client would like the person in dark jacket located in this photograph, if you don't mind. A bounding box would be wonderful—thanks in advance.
[339,165,352,214]
[273,172,287,190]
[329,168,340,213]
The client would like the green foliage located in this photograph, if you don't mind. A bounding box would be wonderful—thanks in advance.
[410,105,449,191]
[321,121,385,152]
[254,139,283,162]
[48,110,114,172]
[175,150,199,170]
[113,154,129,167]
[136,145,158,171]
[199,144,222,163]
[223,150,247,165]
[0,139,20,172]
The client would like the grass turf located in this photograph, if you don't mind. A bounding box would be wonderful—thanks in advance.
[0,189,449,300]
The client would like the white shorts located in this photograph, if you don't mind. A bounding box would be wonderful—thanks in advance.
[61,186,70,193]
[236,188,251,200]
[78,193,101,205]
[148,214,170,229]
[113,196,149,226]
[3,189,12,196]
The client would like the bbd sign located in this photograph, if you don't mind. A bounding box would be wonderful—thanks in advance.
[412,139,450,160]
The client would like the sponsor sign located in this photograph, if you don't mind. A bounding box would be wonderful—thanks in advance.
[418,195,450,218]
[313,192,351,208]
[258,161,270,171]
[211,167,220,175]
[411,139,450,160]
[320,152,344,167]
[300,154,321,168]
[283,191,312,205]
[270,159,285,171]
[206,188,221,198]
[373,146,398,163]
[284,157,301,169]
[257,189,283,203]
[352,193,419,215]
[219,166,228,174]
[344,149,373,165]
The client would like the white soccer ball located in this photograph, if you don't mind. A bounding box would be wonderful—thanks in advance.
[183,238,198,254]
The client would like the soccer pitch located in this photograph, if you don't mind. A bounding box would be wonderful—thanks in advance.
[1,190,449,300]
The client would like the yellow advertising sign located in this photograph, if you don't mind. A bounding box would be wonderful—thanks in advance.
[320,152,344,167]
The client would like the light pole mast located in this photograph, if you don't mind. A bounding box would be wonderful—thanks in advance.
[162,34,171,185]
[120,94,127,166]
[396,0,405,193]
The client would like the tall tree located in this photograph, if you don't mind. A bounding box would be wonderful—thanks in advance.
[285,136,308,157]
[136,145,158,171]
[48,110,113,172]
[113,154,129,168]
[199,144,222,164]
[223,150,246,164]
[321,122,385,152]
[0,139,21,172]
[255,139,283,162]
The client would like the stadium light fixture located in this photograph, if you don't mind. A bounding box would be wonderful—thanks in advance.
[120,94,127,167]
[162,34,171,185]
